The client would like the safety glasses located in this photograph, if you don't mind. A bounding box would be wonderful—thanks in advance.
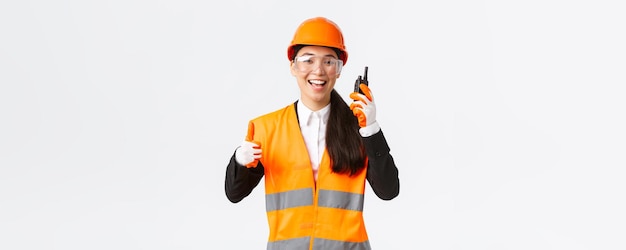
[293,55,343,75]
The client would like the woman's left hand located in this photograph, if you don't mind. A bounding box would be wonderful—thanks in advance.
[349,83,376,128]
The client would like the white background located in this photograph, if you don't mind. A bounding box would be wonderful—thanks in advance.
[1,0,625,249]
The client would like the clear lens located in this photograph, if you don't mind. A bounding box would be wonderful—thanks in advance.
[293,55,343,75]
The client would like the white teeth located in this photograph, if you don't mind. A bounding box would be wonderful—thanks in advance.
[309,80,326,85]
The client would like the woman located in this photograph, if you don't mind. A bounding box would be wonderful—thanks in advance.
[224,16,400,250]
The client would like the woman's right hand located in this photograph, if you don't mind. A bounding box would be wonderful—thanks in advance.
[349,83,377,128]
[235,141,262,168]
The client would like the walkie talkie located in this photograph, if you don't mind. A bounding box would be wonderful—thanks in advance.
[353,66,369,95]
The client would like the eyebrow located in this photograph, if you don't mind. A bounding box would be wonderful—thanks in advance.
[300,52,338,59]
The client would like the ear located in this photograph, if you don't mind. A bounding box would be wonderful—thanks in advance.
[290,61,296,76]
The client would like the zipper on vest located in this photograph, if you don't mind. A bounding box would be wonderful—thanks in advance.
[309,177,320,250]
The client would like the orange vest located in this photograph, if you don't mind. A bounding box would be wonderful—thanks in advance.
[246,103,371,250]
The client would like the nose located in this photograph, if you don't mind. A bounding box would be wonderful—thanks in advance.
[310,62,326,75]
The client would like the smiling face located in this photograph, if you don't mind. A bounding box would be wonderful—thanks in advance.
[290,46,341,111]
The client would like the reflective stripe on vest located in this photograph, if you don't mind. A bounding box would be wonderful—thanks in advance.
[318,189,364,211]
[312,238,371,250]
[266,188,363,212]
[266,188,313,211]
[267,238,371,250]
[267,237,310,250]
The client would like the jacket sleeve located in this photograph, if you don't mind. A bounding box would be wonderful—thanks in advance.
[363,129,400,200]
[224,150,265,203]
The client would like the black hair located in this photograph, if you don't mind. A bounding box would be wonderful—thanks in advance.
[327,90,366,175]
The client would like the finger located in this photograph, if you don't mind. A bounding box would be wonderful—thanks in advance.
[352,107,363,117]
[349,92,366,102]
[351,92,371,105]
[354,109,367,127]
[243,140,261,150]
[350,101,364,111]
[360,84,373,101]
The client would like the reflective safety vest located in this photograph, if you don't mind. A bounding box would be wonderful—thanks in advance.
[246,103,371,250]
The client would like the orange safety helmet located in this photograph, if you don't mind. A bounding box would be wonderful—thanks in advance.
[287,17,349,65]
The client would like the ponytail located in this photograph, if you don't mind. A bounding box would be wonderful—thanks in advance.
[326,90,366,175]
